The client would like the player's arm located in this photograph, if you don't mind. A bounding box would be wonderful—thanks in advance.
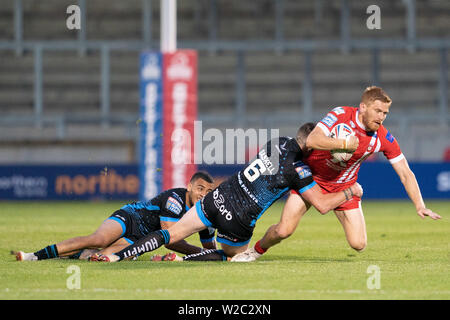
[299,182,363,215]
[160,220,205,254]
[201,241,216,250]
[391,158,441,220]
[306,125,359,152]
[198,227,217,250]
[291,163,362,214]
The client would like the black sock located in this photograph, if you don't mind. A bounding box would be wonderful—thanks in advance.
[183,249,227,261]
[115,230,170,260]
[67,250,82,259]
[34,244,59,260]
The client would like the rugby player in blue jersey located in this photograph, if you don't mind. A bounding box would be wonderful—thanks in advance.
[15,172,216,261]
[91,123,363,262]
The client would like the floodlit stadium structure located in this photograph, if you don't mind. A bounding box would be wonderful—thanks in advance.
[0,0,449,164]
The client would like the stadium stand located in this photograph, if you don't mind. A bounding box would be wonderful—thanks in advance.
[0,0,448,163]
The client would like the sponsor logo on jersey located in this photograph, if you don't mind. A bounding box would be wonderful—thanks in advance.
[275,140,288,155]
[386,131,395,143]
[238,172,259,204]
[294,163,312,179]
[213,189,233,220]
[216,231,238,243]
[171,191,184,203]
[332,107,345,115]
[165,196,183,215]
[321,114,338,128]
[258,149,276,174]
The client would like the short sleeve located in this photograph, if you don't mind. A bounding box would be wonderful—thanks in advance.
[291,161,317,194]
[159,195,184,222]
[380,129,404,164]
[316,106,352,136]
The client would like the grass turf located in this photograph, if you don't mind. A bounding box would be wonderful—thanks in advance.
[0,200,449,300]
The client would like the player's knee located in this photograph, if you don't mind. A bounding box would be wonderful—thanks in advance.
[89,234,110,248]
[274,225,294,240]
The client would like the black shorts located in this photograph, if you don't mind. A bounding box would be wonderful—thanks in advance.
[107,209,155,244]
[195,189,254,247]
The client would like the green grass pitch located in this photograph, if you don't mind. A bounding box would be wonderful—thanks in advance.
[0,200,449,300]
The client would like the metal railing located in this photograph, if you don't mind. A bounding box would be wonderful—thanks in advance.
[0,0,449,137]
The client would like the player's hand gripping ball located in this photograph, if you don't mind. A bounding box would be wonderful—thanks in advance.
[330,123,355,162]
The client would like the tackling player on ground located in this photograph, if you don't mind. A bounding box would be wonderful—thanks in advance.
[15,171,216,261]
[89,123,364,262]
[232,86,441,262]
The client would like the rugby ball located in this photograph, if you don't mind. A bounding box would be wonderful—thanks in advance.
[330,123,355,162]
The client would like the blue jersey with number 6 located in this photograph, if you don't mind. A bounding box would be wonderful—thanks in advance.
[218,136,316,226]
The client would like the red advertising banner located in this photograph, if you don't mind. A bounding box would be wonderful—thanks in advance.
[162,50,198,190]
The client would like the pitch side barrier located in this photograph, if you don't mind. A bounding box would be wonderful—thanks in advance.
[0,162,448,200]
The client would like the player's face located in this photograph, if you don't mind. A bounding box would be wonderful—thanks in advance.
[187,178,214,206]
[359,100,391,131]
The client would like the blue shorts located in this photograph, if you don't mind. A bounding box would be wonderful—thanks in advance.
[107,209,153,244]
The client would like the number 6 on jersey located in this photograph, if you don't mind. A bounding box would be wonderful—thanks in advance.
[243,159,267,182]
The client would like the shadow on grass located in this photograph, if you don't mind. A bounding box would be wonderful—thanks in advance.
[70,254,358,270]
[5,251,357,270]
[262,255,355,263]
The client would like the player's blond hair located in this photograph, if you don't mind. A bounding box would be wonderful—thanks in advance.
[361,86,392,104]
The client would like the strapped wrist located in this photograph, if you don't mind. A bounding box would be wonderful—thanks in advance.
[342,138,348,150]
[343,189,350,201]
[349,187,354,197]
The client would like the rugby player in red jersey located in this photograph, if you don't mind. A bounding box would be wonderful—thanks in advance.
[232,86,441,262]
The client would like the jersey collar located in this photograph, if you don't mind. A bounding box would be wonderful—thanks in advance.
[184,191,191,210]
[355,110,367,131]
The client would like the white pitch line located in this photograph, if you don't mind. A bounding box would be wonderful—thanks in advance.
[4,287,449,295]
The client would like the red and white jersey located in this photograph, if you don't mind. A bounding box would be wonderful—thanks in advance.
[305,106,404,192]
